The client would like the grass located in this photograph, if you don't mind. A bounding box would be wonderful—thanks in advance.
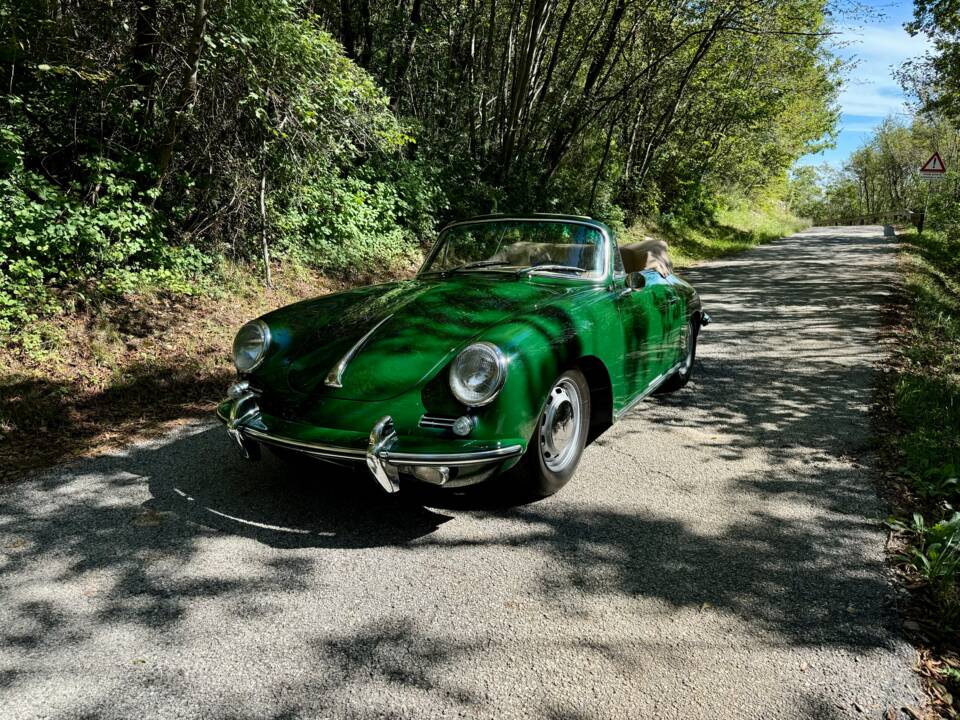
[889,229,960,516]
[880,227,960,717]
[621,200,809,268]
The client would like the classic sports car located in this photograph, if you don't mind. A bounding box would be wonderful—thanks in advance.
[218,214,709,497]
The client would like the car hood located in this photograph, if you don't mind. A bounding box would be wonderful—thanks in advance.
[260,275,582,402]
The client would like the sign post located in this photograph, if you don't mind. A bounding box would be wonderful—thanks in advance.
[918,152,948,235]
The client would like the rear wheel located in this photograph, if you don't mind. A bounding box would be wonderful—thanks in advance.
[511,368,591,498]
[657,319,698,394]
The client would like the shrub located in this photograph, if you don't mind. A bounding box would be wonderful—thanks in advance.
[899,513,960,615]
[0,130,213,342]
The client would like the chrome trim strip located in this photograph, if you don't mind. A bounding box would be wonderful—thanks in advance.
[379,445,523,467]
[613,361,683,421]
[216,405,523,468]
[242,427,367,460]
[419,414,457,428]
[324,314,394,388]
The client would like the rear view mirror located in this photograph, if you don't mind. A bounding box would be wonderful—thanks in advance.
[627,271,646,290]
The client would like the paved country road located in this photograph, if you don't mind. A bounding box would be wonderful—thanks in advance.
[1,227,923,719]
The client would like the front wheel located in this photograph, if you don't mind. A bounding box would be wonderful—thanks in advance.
[656,318,698,394]
[510,368,591,498]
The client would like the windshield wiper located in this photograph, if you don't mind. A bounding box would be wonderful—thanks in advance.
[443,260,513,274]
[517,264,587,276]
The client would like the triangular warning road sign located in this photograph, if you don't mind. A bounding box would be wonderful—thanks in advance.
[920,152,946,174]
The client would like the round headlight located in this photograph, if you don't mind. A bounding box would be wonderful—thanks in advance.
[449,342,507,407]
[232,320,271,373]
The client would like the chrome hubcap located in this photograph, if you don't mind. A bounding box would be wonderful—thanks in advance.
[540,378,582,472]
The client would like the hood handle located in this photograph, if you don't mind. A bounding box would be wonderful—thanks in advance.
[324,314,394,388]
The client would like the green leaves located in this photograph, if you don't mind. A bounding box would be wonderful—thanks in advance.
[1,0,842,342]
[0,131,196,340]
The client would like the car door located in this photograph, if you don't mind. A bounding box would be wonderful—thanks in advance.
[615,269,673,399]
[661,274,688,367]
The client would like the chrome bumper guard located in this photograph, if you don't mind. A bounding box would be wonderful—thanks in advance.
[217,395,522,494]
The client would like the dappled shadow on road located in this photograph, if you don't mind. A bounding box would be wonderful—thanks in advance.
[619,226,899,465]
[0,227,910,717]
[461,467,893,650]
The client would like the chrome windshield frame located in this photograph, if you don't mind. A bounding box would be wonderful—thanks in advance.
[418,217,613,283]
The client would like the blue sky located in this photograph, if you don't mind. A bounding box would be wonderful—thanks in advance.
[796,1,931,168]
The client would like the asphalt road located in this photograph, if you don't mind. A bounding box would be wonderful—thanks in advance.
[1,226,922,719]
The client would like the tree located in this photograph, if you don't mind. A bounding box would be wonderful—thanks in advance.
[902,0,960,121]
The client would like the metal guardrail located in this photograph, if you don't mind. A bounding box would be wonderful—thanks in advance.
[814,210,914,226]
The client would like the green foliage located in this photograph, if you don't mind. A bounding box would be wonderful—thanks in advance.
[902,0,960,122]
[0,0,840,342]
[183,0,412,255]
[0,129,209,341]
[274,171,424,277]
[625,200,808,269]
[0,0,421,338]
[787,166,825,220]
[796,115,960,223]
[886,225,960,629]
[898,512,960,612]
[894,228,960,518]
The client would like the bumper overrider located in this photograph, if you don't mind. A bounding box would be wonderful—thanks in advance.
[216,382,523,493]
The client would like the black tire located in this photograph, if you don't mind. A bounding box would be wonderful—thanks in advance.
[656,318,698,394]
[510,368,591,498]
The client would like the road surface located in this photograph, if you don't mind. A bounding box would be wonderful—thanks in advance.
[1,226,921,719]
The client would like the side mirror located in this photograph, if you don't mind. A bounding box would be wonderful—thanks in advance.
[627,271,646,290]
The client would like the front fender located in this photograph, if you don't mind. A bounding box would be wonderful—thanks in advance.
[473,288,620,446]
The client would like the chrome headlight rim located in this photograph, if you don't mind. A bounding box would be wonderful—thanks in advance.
[232,320,272,374]
[448,341,508,408]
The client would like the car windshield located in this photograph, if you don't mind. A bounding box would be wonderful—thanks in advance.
[420,219,606,279]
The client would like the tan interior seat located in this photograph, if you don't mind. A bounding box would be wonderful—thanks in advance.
[620,238,673,277]
[492,242,597,269]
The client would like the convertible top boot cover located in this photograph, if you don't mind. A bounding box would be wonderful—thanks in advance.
[620,238,673,277]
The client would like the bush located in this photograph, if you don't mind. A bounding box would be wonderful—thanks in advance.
[0,129,216,342]
[274,171,422,277]
[899,512,960,615]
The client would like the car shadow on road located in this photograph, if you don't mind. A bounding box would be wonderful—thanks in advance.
[136,424,458,549]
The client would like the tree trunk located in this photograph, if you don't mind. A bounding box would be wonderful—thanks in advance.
[340,0,356,58]
[155,0,208,183]
[589,118,616,211]
[132,0,159,113]
[260,172,273,288]
[390,0,424,109]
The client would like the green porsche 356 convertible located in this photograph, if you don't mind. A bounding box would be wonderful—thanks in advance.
[218,214,709,497]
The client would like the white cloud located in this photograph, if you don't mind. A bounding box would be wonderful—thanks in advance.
[839,120,886,133]
[830,25,933,119]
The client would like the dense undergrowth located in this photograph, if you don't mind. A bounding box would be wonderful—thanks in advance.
[884,227,960,715]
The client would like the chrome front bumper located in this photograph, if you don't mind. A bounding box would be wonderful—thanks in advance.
[216,393,523,494]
